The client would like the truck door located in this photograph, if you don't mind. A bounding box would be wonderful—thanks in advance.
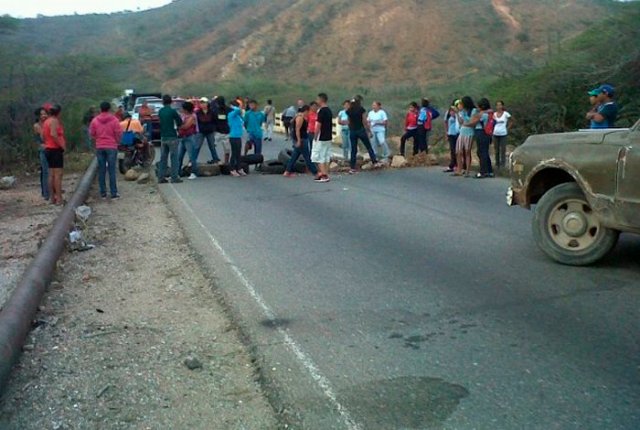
[616,131,640,228]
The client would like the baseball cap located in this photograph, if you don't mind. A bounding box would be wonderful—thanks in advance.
[199,97,209,103]
[587,88,600,97]
[597,84,615,96]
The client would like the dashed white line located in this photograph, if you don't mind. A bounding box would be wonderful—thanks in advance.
[169,186,362,430]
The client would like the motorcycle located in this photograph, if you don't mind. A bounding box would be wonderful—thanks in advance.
[118,132,155,174]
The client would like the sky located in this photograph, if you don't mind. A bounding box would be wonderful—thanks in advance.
[1,0,173,18]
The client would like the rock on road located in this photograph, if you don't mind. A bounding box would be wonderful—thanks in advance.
[161,136,640,429]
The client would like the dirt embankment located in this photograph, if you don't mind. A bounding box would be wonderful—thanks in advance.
[0,179,278,429]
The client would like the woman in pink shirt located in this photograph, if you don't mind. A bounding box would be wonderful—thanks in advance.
[90,101,122,199]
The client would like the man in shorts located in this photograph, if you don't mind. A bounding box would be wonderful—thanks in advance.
[312,93,333,183]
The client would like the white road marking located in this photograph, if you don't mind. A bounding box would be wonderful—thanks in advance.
[169,186,363,430]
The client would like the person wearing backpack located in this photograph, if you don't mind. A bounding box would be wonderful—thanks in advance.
[400,102,419,157]
[469,97,494,178]
[416,98,433,154]
[492,100,512,170]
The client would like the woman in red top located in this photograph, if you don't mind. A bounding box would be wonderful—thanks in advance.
[307,102,318,151]
[42,104,66,205]
[400,102,419,157]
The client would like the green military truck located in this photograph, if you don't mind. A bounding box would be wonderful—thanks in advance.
[507,120,640,265]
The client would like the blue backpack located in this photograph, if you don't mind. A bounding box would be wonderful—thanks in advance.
[428,106,440,120]
[121,118,135,146]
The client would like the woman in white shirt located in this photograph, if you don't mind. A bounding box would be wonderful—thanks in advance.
[492,100,512,169]
[367,101,390,161]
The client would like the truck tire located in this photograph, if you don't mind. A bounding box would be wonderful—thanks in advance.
[256,160,286,175]
[532,183,619,266]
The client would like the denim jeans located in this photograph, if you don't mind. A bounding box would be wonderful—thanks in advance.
[286,139,317,175]
[340,128,350,160]
[82,125,93,151]
[371,130,390,159]
[197,132,219,163]
[182,135,201,176]
[39,148,50,200]
[159,137,180,181]
[143,121,153,143]
[248,134,263,155]
[494,135,508,168]
[475,130,493,175]
[350,128,377,169]
[96,148,118,197]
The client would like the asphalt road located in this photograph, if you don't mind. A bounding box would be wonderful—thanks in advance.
[160,136,640,429]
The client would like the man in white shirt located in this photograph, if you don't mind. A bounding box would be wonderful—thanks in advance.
[367,101,390,161]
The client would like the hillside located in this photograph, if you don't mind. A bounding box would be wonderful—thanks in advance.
[4,0,619,93]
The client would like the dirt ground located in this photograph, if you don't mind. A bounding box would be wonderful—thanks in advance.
[0,177,278,429]
[0,174,80,308]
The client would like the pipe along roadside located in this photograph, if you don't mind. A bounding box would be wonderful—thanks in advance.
[0,157,97,392]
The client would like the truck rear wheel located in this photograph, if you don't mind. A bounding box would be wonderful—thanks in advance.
[532,183,619,266]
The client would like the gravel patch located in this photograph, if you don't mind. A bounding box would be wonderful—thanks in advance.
[0,178,278,429]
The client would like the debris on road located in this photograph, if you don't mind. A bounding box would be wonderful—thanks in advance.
[0,176,17,190]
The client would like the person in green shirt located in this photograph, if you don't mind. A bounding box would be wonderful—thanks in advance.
[157,95,183,183]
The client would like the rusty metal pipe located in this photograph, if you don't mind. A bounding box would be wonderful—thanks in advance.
[0,157,97,392]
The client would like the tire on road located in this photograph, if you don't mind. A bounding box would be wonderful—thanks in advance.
[532,182,619,266]
[118,158,128,175]
[278,148,307,173]
[256,160,286,175]
[220,163,250,175]
[277,148,292,164]
[240,154,264,165]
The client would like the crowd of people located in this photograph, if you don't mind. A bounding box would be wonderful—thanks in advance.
[33,82,619,203]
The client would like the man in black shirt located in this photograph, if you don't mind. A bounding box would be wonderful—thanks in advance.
[312,93,333,183]
[347,97,380,174]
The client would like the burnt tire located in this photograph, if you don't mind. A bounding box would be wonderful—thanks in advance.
[240,154,264,165]
[278,148,308,173]
[118,158,127,175]
[532,183,619,266]
[220,163,249,175]
[277,148,292,164]
[256,160,286,175]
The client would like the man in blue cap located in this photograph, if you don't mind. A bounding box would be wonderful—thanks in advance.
[586,84,618,128]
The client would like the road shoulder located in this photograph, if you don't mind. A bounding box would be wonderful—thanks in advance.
[0,179,278,429]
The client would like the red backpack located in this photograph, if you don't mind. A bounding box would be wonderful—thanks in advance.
[483,110,495,136]
[423,108,433,131]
